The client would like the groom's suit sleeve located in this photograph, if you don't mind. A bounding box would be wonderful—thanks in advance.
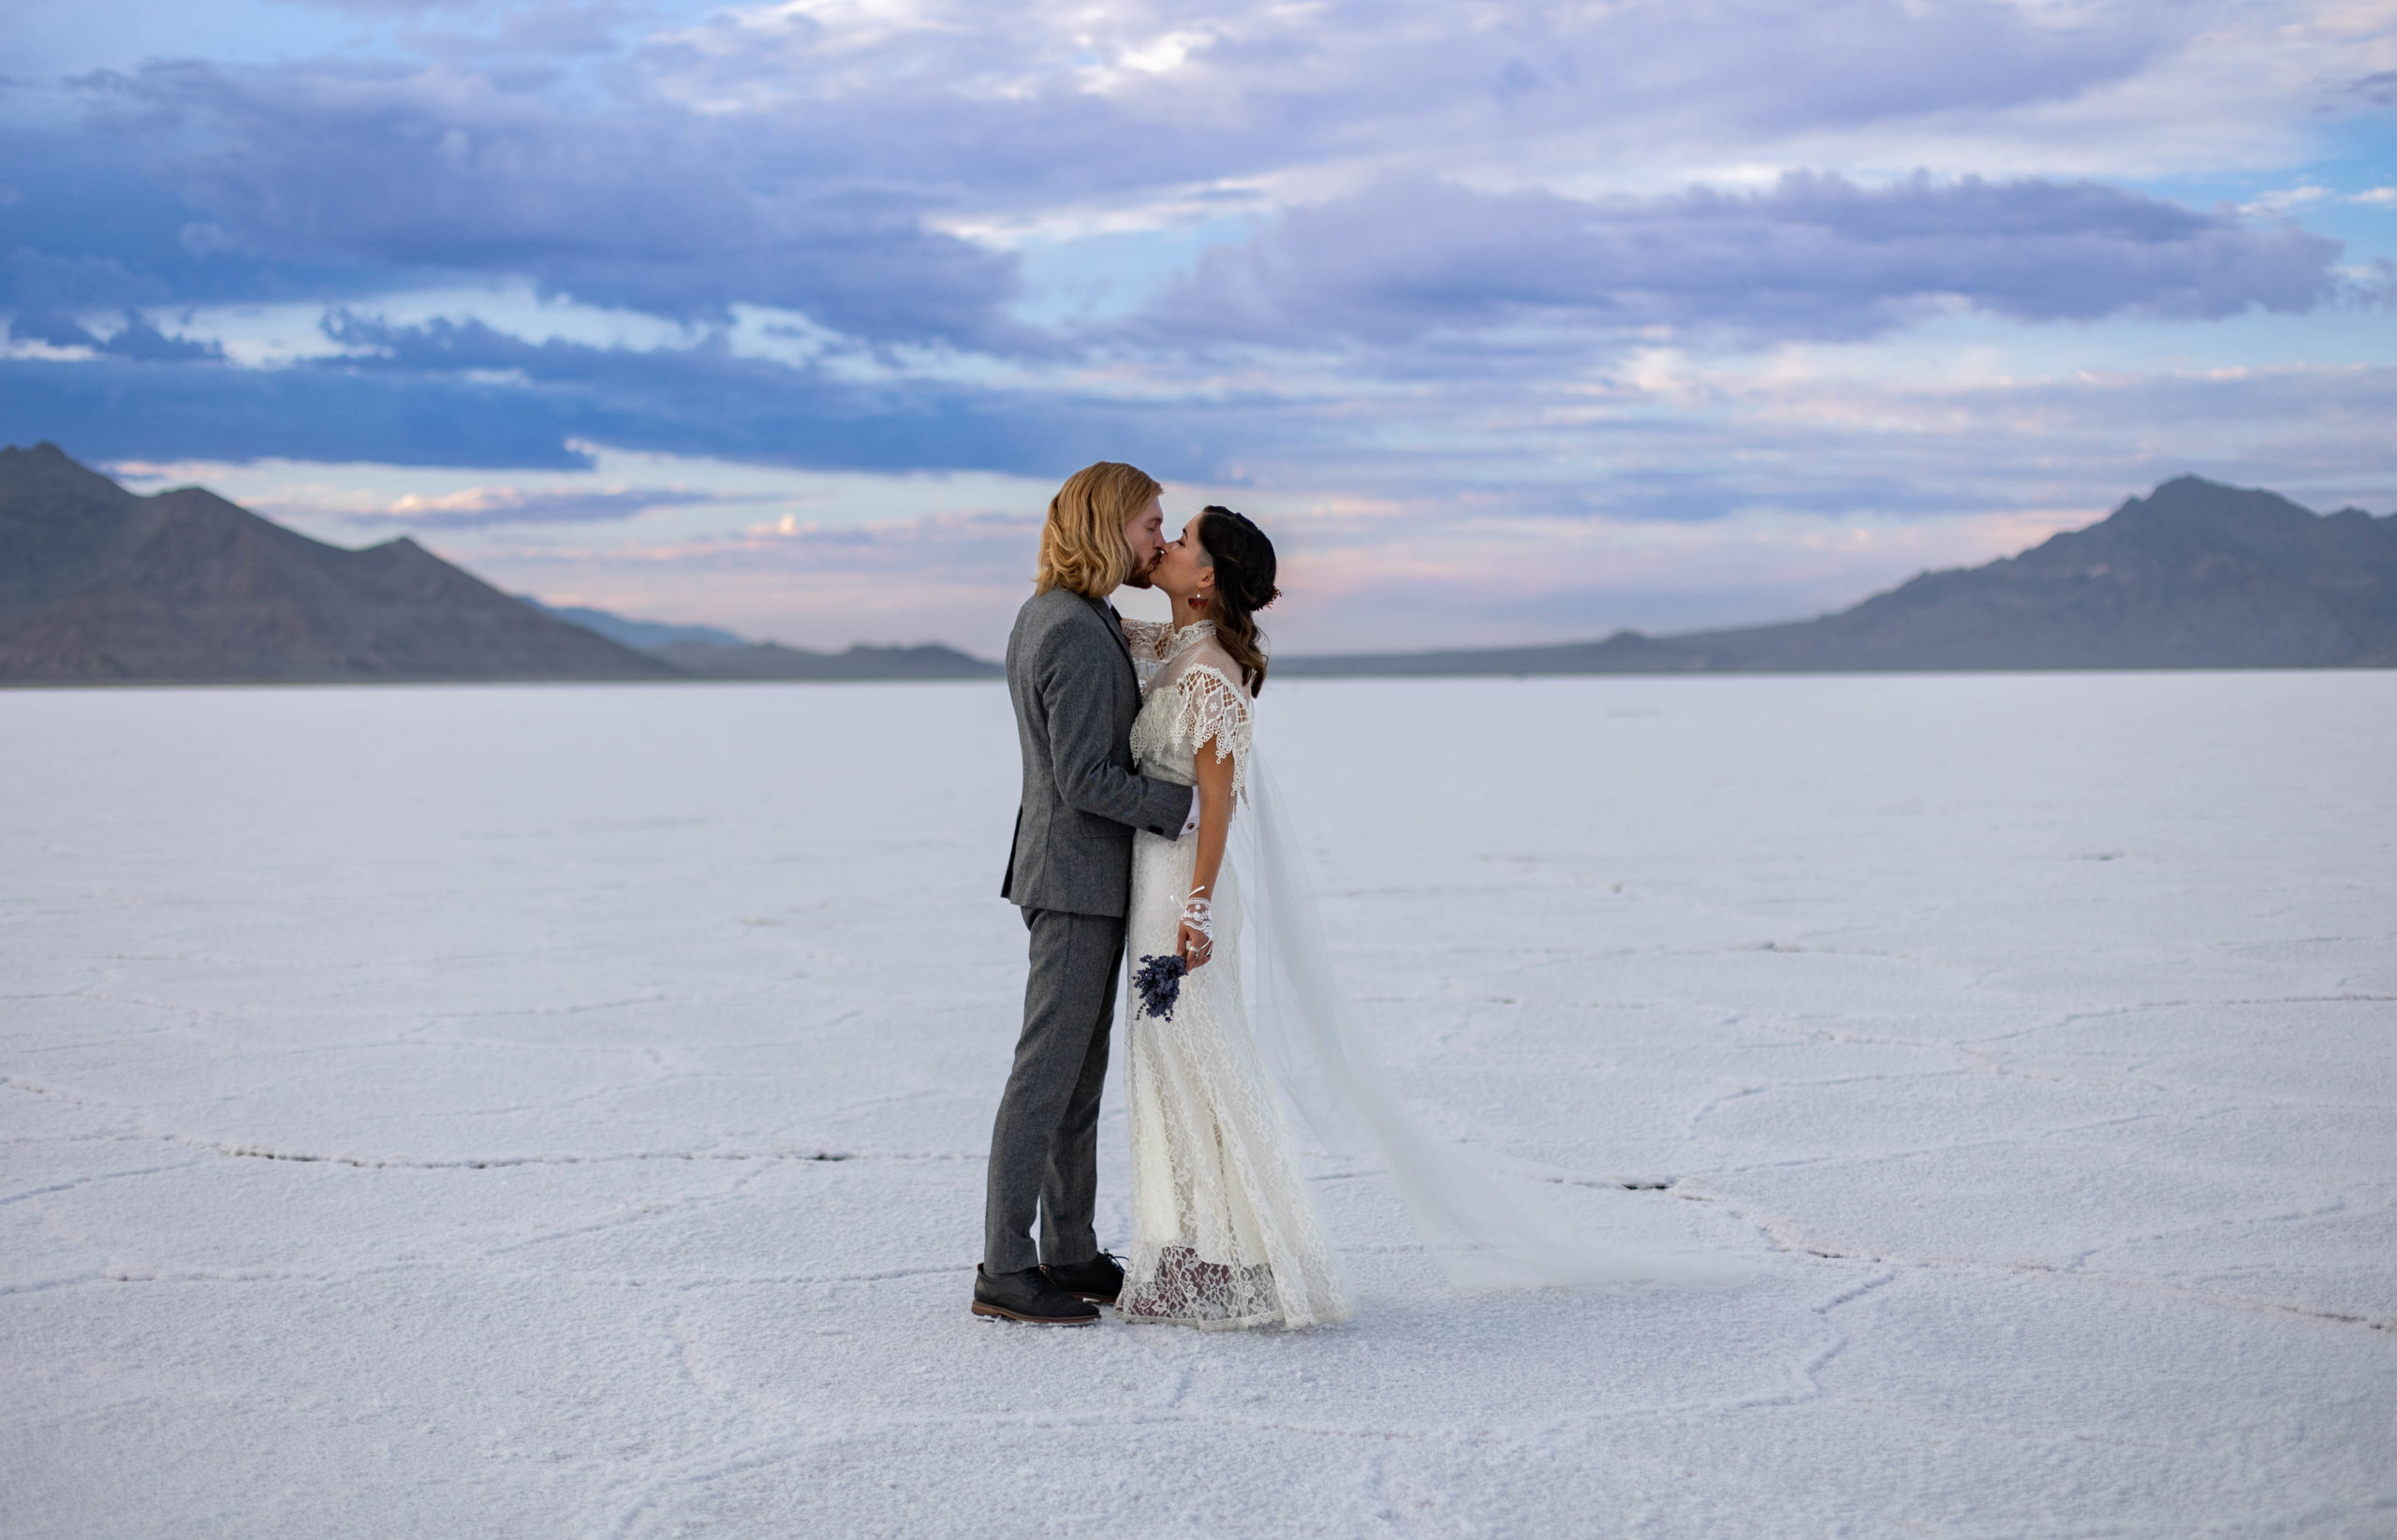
[1037,622,1197,839]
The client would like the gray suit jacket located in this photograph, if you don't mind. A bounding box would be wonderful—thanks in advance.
[1001,588,1195,917]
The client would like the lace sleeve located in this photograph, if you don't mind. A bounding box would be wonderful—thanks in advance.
[1173,663,1253,805]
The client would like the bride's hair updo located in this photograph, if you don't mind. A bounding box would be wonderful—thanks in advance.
[1195,506,1278,696]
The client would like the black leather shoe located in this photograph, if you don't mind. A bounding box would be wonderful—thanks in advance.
[1042,1251,1126,1304]
[972,1264,1099,1326]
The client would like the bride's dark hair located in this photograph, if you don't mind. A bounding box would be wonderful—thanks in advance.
[1196,506,1278,697]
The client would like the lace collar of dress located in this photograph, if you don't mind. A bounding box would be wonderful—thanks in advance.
[1161,620,1217,662]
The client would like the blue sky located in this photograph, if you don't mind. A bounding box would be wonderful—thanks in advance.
[5,0,2393,653]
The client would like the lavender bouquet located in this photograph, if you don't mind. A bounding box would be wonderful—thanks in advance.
[1131,952,1188,1021]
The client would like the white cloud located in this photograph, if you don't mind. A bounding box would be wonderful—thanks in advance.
[2239,184,2332,216]
[16,0,2396,650]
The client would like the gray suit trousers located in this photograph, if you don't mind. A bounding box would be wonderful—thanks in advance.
[982,907,1124,1275]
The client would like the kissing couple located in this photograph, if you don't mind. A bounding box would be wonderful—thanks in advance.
[976,462,1730,1329]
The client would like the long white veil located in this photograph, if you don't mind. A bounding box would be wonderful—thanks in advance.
[1229,751,1739,1290]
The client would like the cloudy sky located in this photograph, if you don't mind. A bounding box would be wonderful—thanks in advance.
[6,0,2393,653]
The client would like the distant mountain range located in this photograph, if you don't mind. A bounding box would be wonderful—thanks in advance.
[4,444,2389,683]
[0,443,671,682]
[0,445,998,683]
[648,638,1002,681]
[1280,477,2397,677]
[515,597,999,680]
[520,599,748,653]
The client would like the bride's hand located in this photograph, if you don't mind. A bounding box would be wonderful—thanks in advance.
[1176,918,1213,970]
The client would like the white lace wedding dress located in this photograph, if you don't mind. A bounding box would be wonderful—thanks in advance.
[1110,621,1737,1329]
[1117,620,1352,1330]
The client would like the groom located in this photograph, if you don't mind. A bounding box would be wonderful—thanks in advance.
[975,462,1200,1327]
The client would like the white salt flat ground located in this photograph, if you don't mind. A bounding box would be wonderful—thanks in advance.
[3,673,2392,1539]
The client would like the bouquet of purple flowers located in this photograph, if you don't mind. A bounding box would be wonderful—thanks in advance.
[1131,952,1187,1021]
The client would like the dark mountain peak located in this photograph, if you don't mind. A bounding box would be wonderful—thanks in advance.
[1,440,140,505]
[1283,473,2397,677]
[1802,474,2397,666]
[0,448,676,683]
[359,535,446,570]
[2,440,101,475]
[2144,472,2243,500]
[1999,476,2395,601]
[2111,475,2322,529]
[1,443,153,625]
[147,484,258,521]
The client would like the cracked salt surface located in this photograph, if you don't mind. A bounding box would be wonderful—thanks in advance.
[3,673,2392,1538]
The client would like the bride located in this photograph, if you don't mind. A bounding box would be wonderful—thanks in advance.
[1111,506,1732,1331]
[1115,506,1349,1328]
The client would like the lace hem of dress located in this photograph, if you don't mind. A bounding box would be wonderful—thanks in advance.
[1116,1244,1287,1329]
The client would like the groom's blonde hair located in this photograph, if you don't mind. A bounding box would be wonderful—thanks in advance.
[1035,462,1160,597]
